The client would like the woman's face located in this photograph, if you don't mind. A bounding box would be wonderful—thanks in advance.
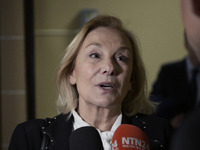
[70,27,133,110]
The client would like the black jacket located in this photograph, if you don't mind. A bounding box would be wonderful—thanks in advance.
[9,113,172,150]
[150,59,194,119]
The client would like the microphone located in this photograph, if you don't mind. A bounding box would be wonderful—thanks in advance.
[111,124,150,150]
[69,126,104,150]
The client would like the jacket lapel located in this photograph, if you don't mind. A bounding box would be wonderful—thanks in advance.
[122,113,147,131]
[44,113,74,150]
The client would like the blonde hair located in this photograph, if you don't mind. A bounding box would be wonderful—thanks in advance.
[56,15,155,116]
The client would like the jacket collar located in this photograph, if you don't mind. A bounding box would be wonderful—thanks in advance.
[43,113,147,150]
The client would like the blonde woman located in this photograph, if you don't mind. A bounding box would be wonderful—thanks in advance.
[9,15,172,150]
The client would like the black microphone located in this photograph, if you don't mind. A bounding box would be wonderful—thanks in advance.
[69,126,104,150]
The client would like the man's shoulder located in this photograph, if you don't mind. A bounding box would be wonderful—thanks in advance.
[161,59,186,71]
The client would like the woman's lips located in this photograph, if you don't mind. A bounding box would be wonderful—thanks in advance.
[97,82,115,92]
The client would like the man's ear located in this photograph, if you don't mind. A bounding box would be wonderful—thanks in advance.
[69,71,76,85]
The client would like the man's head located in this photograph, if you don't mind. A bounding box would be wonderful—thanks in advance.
[181,0,200,65]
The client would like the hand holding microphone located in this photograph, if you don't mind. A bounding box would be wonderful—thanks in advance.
[111,124,150,150]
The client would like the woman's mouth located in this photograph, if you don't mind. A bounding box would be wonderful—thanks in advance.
[99,83,114,89]
[97,82,115,91]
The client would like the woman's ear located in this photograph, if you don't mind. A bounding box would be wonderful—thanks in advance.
[69,71,76,85]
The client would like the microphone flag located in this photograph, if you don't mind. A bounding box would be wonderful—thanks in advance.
[111,124,150,150]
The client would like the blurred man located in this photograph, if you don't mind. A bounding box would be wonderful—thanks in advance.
[150,0,200,128]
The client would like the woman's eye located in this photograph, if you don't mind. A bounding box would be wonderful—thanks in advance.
[116,56,128,62]
[89,53,100,58]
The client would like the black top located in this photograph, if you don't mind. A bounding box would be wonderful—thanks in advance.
[9,113,173,150]
[150,59,194,119]
[170,107,200,150]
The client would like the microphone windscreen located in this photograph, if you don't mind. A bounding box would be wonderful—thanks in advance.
[111,124,150,150]
[69,126,104,150]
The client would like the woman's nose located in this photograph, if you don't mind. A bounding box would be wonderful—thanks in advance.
[101,59,116,76]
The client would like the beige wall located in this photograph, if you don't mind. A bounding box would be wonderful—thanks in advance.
[34,0,186,118]
[0,0,27,149]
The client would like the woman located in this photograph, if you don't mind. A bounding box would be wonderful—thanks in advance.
[9,15,172,150]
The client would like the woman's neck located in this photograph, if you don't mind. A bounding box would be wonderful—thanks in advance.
[77,105,121,132]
